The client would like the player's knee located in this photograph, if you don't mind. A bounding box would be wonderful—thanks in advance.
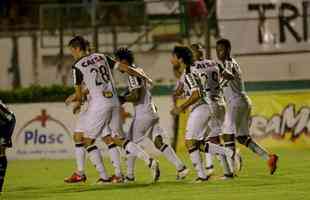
[102,135,114,145]
[113,135,125,146]
[73,132,84,143]
[185,139,199,153]
[154,135,164,150]
[83,138,95,148]
[236,136,252,146]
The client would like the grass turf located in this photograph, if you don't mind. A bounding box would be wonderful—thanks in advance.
[2,144,310,200]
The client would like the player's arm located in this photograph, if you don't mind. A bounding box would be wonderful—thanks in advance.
[71,67,84,114]
[107,56,153,84]
[119,76,142,104]
[173,82,185,97]
[171,74,201,115]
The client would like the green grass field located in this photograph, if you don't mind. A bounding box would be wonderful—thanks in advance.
[2,143,310,200]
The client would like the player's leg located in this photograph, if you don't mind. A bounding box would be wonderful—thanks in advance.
[83,137,110,183]
[208,103,234,178]
[124,119,136,181]
[65,111,88,183]
[151,123,189,180]
[222,100,239,173]
[236,101,278,174]
[106,105,124,179]
[186,105,210,182]
[113,136,160,182]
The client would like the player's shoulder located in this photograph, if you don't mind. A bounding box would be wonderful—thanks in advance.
[72,55,89,68]
[203,59,218,67]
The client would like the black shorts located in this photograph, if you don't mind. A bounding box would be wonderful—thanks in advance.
[0,115,16,148]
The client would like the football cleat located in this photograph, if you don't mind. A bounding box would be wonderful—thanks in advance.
[64,172,87,183]
[220,173,234,180]
[176,166,190,180]
[149,159,160,182]
[110,175,124,183]
[234,149,243,172]
[124,176,135,183]
[96,177,111,185]
[268,154,279,175]
[205,165,214,176]
[194,176,209,183]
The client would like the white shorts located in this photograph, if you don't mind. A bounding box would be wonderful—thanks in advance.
[223,96,251,137]
[185,104,211,141]
[109,105,125,138]
[127,108,162,143]
[75,98,114,139]
[207,101,226,138]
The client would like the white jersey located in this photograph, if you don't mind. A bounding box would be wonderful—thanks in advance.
[190,59,222,103]
[72,53,117,100]
[179,71,204,110]
[221,58,247,101]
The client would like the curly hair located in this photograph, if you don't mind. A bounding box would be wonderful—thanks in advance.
[172,46,194,67]
[216,38,231,50]
[114,47,134,65]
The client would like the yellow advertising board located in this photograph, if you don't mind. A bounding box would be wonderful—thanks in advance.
[176,91,310,151]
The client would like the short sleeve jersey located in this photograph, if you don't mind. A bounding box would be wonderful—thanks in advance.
[72,53,117,98]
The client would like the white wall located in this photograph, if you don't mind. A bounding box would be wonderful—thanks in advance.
[1,35,310,90]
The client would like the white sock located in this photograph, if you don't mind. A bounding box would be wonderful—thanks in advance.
[161,144,184,171]
[189,149,206,179]
[206,142,234,158]
[87,145,109,180]
[108,144,122,177]
[218,155,233,176]
[126,154,136,178]
[205,153,213,169]
[75,144,86,175]
[124,141,151,166]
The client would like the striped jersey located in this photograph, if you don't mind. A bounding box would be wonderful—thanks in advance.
[220,58,247,100]
[127,67,156,114]
[190,59,222,103]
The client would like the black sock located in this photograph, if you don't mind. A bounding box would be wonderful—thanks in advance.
[0,156,7,192]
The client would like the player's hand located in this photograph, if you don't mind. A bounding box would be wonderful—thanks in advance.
[65,94,76,106]
[170,106,183,116]
[72,102,82,114]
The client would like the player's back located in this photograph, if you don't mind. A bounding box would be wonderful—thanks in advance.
[74,53,116,100]
[222,58,247,100]
[191,59,222,102]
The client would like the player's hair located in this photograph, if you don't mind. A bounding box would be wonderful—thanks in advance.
[216,38,231,50]
[172,46,193,68]
[114,47,134,65]
[68,36,88,51]
[190,43,204,60]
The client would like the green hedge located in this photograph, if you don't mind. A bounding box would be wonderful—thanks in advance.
[0,85,74,103]
[0,85,175,103]
[1,80,309,103]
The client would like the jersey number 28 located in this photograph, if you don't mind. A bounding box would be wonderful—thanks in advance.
[91,65,110,85]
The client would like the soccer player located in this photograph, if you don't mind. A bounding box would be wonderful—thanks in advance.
[64,36,160,183]
[170,46,234,182]
[0,100,16,194]
[216,38,278,175]
[190,43,234,178]
[115,47,189,181]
